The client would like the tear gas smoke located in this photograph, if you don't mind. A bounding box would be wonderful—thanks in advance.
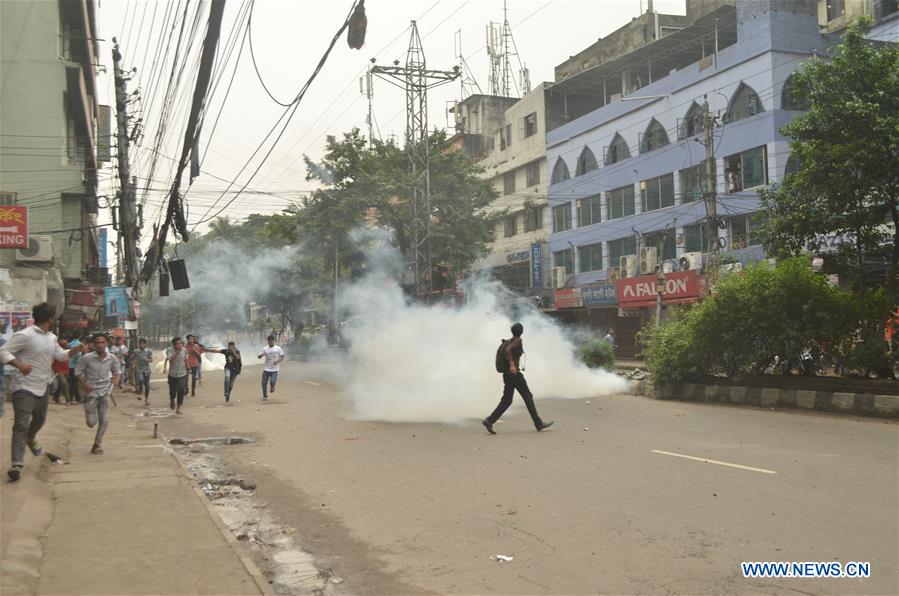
[336,245,628,424]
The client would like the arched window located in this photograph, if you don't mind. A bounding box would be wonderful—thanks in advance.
[551,157,571,184]
[781,73,809,111]
[640,119,670,154]
[727,83,764,122]
[575,146,598,176]
[604,133,631,165]
[679,102,705,139]
[785,154,801,177]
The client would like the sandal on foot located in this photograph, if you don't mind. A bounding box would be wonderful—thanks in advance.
[8,466,23,481]
[91,444,103,455]
[28,442,43,457]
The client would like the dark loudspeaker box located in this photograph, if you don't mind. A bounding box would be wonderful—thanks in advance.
[159,273,170,296]
[168,259,190,290]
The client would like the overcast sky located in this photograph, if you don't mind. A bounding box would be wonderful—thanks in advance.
[95,0,687,235]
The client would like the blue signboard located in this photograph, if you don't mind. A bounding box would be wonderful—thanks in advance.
[104,286,128,322]
[98,228,108,267]
[531,243,542,288]
[581,281,617,307]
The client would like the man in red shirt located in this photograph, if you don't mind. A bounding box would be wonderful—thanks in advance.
[51,337,71,404]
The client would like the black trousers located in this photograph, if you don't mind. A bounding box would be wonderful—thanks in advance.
[189,366,201,396]
[487,372,543,428]
[68,368,81,402]
[168,375,188,406]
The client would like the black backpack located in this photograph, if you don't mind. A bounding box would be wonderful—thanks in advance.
[495,339,510,373]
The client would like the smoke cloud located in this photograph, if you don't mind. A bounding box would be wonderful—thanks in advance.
[336,243,628,423]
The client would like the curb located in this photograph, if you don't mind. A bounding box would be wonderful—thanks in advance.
[628,380,899,419]
[165,442,276,595]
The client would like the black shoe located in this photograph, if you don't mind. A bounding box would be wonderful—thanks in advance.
[537,421,554,431]
[482,419,496,435]
[8,467,22,482]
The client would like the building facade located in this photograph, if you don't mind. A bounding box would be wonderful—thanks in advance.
[543,0,839,355]
[0,0,105,327]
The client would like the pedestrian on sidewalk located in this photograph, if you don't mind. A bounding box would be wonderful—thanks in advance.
[257,335,284,401]
[133,338,153,404]
[67,331,83,403]
[76,334,120,455]
[482,323,553,435]
[164,337,189,414]
[219,341,242,403]
[0,336,6,418]
[51,336,71,404]
[1,303,86,481]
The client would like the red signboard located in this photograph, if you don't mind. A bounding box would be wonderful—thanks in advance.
[0,205,28,248]
[616,270,702,308]
[553,288,583,309]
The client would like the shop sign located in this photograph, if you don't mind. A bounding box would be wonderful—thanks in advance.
[531,243,542,288]
[104,286,129,322]
[581,281,617,307]
[553,288,582,309]
[616,270,701,308]
[506,250,530,264]
[0,205,28,249]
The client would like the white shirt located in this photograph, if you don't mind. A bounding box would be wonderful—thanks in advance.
[260,345,284,372]
[0,325,70,396]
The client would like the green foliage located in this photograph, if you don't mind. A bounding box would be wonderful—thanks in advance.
[759,19,899,327]
[640,258,861,388]
[577,338,615,370]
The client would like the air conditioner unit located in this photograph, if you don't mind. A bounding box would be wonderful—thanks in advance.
[16,235,53,262]
[662,260,675,274]
[608,266,622,281]
[679,251,703,271]
[552,266,567,289]
[619,255,637,278]
[639,246,658,275]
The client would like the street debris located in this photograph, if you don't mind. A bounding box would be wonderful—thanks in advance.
[176,446,333,594]
[627,368,648,380]
[492,554,514,562]
[45,452,69,465]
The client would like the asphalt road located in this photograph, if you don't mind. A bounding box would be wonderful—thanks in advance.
[156,361,898,595]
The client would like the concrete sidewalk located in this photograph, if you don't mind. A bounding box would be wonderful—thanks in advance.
[1,392,270,595]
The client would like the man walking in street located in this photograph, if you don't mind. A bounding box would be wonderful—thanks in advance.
[76,334,120,455]
[186,335,211,397]
[219,341,242,403]
[67,331,82,403]
[482,323,553,435]
[258,335,284,401]
[164,337,189,414]
[1,303,85,481]
[133,337,153,404]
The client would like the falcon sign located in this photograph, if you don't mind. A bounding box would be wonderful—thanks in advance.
[616,270,702,308]
[0,206,28,249]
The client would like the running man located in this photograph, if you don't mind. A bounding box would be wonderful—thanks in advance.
[76,334,120,455]
[482,323,553,435]
[1,303,85,481]
[219,341,242,403]
[133,338,153,404]
[186,335,211,397]
[109,336,127,388]
[257,335,284,401]
[164,337,189,414]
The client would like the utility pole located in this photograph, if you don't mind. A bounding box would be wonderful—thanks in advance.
[702,95,718,280]
[371,22,459,299]
[113,39,141,371]
[362,59,375,142]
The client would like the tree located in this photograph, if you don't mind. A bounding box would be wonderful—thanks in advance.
[759,19,899,334]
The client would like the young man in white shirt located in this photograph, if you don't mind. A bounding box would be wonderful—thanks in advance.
[0,303,86,481]
[257,335,284,401]
[76,334,121,455]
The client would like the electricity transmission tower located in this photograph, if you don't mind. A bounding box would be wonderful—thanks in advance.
[371,22,459,298]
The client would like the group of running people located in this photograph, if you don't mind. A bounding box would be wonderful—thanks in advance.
[0,302,290,481]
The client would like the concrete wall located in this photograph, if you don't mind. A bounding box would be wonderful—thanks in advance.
[0,0,98,281]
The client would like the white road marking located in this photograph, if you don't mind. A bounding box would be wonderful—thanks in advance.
[651,449,777,475]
